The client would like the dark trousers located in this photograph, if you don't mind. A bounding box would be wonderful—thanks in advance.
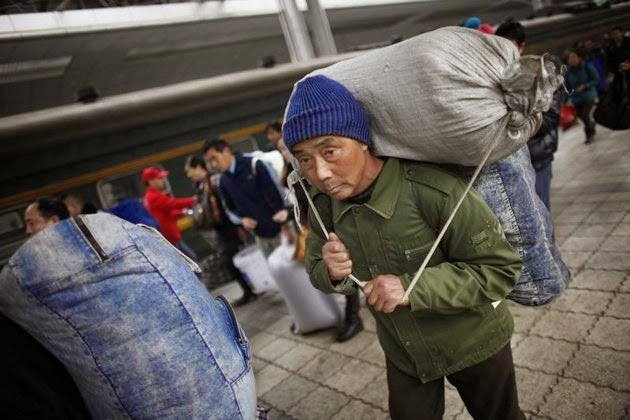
[575,101,596,138]
[345,289,361,320]
[387,343,524,420]
[217,226,255,296]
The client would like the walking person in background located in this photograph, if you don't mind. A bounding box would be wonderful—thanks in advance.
[527,90,563,210]
[203,138,286,258]
[582,38,608,96]
[565,48,600,144]
[184,156,257,306]
[142,166,198,261]
[607,26,630,99]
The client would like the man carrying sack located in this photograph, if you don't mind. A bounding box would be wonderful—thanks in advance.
[283,75,524,419]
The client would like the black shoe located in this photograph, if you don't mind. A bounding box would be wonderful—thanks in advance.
[335,317,364,342]
[234,293,256,307]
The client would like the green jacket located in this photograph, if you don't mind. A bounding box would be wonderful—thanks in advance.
[305,158,522,382]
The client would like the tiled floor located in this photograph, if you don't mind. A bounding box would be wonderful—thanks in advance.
[214,125,630,419]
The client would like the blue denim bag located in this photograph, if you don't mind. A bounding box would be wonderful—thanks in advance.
[0,213,256,419]
[465,146,571,305]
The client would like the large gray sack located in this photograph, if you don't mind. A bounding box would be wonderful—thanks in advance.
[310,26,562,166]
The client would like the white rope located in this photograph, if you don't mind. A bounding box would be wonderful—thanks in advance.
[287,135,501,294]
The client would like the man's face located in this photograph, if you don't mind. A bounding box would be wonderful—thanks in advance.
[611,29,623,43]
[205,148,233,173]
[184,165,207,182]
[148,177,166,190]
[291,135,373,200]
[24,203,57,237]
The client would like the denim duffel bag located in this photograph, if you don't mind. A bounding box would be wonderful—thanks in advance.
[459,145,571,305]
[0,213,256,419]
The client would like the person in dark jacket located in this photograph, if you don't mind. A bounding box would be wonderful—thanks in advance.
[184,155,257,306]
[607,26,630,100]
[528,89,563,210]
[582,38,608,96]
[565,48,600,144]
[495,21,563,209]
[203,138,286,257]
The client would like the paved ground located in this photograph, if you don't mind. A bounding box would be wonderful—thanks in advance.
[214,124,630,419]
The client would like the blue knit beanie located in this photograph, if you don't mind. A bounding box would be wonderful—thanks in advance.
[283,75,371,151]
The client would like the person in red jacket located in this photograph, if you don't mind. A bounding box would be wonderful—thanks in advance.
[142,167,198,261]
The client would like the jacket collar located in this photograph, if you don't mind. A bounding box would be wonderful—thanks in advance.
[332,157,401,223]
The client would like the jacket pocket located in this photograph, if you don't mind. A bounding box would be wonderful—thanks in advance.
[402,241,440,274]
[216,295,251,364]
[404,242,433,262]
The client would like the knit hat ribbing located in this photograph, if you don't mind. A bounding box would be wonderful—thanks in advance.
[282,75,371,151]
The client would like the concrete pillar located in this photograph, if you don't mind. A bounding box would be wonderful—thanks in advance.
[531,0,546,11]
[305,0,337,56]
[277,0,315,62]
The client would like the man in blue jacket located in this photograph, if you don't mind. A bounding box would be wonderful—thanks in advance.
[203,138,286,258]
[566,48,600,144]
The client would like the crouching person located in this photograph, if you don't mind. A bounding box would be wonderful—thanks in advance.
[0,213,256,419]
[283,75,525,420]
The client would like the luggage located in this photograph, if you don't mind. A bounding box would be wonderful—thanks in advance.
[232,245,276,294]
[305,26,563,166]
[268,243,342,334]
[0,214,256,419]
[560,104,578,131]
[460,146,571,305]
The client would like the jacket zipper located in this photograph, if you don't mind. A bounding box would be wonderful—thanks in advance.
[74,215,108,261]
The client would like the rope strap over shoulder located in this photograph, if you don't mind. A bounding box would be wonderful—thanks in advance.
[287,134,500,297]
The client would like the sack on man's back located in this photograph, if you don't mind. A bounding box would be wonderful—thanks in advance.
[307,26,563,166]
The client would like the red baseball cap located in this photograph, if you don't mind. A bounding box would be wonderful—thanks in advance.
[141,167,169,183]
